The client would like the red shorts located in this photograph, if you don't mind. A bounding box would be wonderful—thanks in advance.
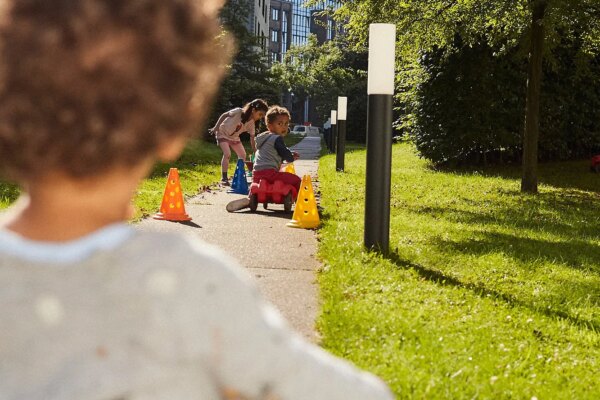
[252,168,301,193]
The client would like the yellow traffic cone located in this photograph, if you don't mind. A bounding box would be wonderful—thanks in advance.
[283,163,296,175]
[287,174,319,229]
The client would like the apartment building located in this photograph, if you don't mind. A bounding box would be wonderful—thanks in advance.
[268,0,341,125]
[268,0,293,64]
[249,0,270,51]
[290,0,339,46]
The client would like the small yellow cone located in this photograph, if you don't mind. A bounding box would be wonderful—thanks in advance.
[282,163,296,175]
[287,174,319,229]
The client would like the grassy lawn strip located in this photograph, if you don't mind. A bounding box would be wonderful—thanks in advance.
[318,143,599,398]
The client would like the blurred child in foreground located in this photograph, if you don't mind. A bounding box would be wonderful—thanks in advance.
[210,99,268,185]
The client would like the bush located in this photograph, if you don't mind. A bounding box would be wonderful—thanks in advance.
[409,36,600,166]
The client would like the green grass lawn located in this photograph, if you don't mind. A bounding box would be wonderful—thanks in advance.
[0,182,19,209]
[318,142,600,399]
[0,134,307,219]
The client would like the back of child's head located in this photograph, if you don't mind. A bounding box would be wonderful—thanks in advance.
[265,106,290,125]
[0,0,227,182]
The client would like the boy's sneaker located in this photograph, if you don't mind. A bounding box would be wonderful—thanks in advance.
[220,178,230,186]
[226,197,250,212]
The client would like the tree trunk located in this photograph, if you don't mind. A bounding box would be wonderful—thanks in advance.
[521,0,547,193]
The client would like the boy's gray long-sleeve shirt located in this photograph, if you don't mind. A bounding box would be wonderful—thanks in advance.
[253,132,294,171]
[0,227,394,400]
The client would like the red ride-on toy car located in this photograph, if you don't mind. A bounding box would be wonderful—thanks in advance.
[249,179,298,212]
[591,155,600,173]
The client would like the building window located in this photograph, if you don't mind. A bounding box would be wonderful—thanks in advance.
[272,8,279,21]
[271,29,279,42]
[282,11,288,31]
[290,0,340,45]
[282,31,287,49]
[271,52,279,63]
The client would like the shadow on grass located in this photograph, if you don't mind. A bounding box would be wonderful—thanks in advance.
[436,231,600,273]
[408,199,600,242]
[384,251,600,332]
[318,209,332,222]
[402,184,600,270]
[433,158,600,193]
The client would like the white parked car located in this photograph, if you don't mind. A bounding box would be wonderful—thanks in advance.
[291,125,321,137]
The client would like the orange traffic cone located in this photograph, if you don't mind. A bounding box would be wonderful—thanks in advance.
[153,168,192,221]
[287,174,319,229]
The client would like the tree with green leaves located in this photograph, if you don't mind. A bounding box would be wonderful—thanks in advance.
[207,0,279,139]
[335,0,600,193]
[271,35,370,141]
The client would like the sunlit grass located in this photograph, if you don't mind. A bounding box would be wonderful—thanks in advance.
[318,142,600,399]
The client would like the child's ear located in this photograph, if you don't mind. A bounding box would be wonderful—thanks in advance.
[156,136,187,161]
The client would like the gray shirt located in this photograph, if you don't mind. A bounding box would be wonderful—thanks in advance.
[0,226,394,400]
[253,132,294,172]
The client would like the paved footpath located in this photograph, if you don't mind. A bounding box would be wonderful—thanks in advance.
[137,136,322,341]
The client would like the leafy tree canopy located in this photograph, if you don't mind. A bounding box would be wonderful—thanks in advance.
[271,35,370,141]
[335,0,600,60]
[330,0,600,192]
[271,35,356,116]
[205,0,279,138]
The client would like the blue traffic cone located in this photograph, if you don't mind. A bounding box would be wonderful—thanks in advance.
[228,159,249,195]
[230,159,242,191]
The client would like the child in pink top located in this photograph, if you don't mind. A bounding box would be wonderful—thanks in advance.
[210,99,268,185]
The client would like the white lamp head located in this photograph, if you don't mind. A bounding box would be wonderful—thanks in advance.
[367,24,396,95]
[337,97,347,120]
[331,110,337,124]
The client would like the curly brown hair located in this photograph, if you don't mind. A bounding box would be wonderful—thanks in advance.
[0,0,228,181]
[265,106,291,125]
